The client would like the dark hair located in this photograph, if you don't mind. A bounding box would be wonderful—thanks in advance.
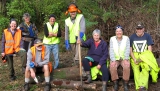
[10,18,16,23]
[48,14,56,19]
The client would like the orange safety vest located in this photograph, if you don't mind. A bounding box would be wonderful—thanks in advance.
[4,29,21,54]
[30,46,52,73]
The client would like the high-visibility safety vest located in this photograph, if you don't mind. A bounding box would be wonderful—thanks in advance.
[43,22,60,44]
[65,14,86,43]
[110,35,128,60]
[4,29,21,54]
[133,40,148,53]
[30,46,52,73]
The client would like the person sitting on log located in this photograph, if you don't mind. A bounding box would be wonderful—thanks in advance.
[109,25,130,91]
[24,39,52,91]
[77,29,109,91]
[130,22,159,91]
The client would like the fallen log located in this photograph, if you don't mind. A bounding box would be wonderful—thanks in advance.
[51,80,96,90]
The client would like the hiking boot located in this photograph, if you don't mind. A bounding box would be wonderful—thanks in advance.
[24,82,29,91]
[10,76,16,81]
[84,71,92,84]
[44,82,51,91]
[138,87,146,91]
[102,82,107,91]
[123,81,129,91]
[113,80,118,91]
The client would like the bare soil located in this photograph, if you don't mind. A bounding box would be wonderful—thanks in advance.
[0,50,160,91]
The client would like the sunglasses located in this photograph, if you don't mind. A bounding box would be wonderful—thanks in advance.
[116,26,123,30]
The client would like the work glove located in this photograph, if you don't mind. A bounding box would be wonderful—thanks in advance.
[65,40,70,50]
[20,27,24,31]
[30,62,35,68]
[80,32,84,39]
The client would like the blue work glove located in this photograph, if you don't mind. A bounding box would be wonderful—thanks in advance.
[65,40,70,50]
[30,62,35,68]
[80,32,84,39]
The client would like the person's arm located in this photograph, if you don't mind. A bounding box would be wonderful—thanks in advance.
[44,24,49,37]
[1,33,5,53]
[79,15,86,33]
[124,37,130,60]
[19,30,24,49]
[65,24,69,40]
[109,38,116,61]
[147,34,154,52]
[37,48,49,66]
[56,25,61,37]
[81,39,91,48]
[98,42,108,66]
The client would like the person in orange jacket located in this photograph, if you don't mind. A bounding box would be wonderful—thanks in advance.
[1,19,27,80]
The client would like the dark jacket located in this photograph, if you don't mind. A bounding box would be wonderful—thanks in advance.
[81,38,108,66]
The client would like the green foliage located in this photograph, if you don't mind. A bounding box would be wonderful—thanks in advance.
[6,0,35,23]
[102,12,117,23]
[30,85,38,91]
[0,16,9,38]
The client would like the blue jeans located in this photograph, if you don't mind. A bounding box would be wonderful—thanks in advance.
[45,44,59,69]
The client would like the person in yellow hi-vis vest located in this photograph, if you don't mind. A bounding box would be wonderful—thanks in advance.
[109,25,130,91]
[43,14,61,69]
[65,3,86,65]
[130,22,159,91]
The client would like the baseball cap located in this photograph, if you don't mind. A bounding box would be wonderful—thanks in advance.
[136,22,144,29]
[34,39,43,47]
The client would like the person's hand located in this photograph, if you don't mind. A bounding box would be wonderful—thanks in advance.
[30,69,36,78]
[123,60,130,67]
[1,53,5,57]
[110,61,117,67]
[77,39,81,44]
[97,64,101,69]
[133,59,139,64]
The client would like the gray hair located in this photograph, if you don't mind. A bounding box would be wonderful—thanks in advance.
[92,29,101,36]
[22,13,31,20]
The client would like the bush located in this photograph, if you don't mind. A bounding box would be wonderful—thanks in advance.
[0,16,9,39]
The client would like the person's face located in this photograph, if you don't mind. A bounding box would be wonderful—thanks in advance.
[24,17,30,23]
[93,33,100,42]
[69,11,77,19]
[115,28,123,38]
[10,21,17,30]
[35,45,42,50]
[136,28,144,36]
[49,17,56,25]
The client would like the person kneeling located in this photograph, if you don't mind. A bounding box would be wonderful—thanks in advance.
[24,39,51,91]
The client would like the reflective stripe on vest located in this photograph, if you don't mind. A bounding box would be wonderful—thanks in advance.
[4,29,21,54]
[111,35,128,60]
[43,22,60,44]
[30,45,45,62]
[133,40,147,53]
[65,14,86,43]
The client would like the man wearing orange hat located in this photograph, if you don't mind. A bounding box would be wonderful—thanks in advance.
[65,3,86,66]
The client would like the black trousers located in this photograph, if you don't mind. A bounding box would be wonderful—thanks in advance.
[6,50,27,77]
[82,58,109,82]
